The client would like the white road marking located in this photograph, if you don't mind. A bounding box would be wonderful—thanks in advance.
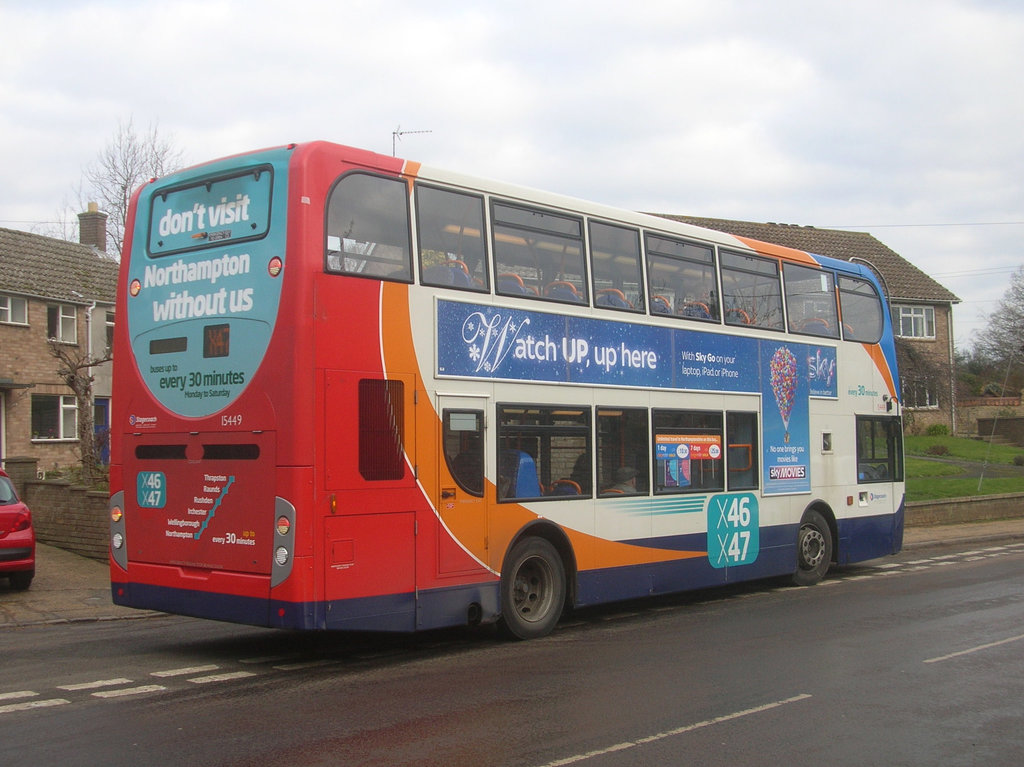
[152,664,219,678]
[58,678,133,691]
[93,685,167,698]
[924,632,1024,664]
[188,671,257,684]
[536,694,813,766]
[0,698,70,714]
[0,690,38,702]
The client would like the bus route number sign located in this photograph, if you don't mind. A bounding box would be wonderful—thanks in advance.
[708,493,759,568]
[137,471,167,509]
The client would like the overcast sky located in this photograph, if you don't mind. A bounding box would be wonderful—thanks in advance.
[1,0,1021,350]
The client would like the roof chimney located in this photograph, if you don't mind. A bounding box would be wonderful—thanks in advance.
[78,202,108,252]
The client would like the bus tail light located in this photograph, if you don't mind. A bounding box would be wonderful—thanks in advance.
[109,491,127,570]
[271,498,296,589]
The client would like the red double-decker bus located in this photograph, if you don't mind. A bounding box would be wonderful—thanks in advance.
[109,141,903,638]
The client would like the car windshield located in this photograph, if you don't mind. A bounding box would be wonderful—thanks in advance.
[0,477,18,505]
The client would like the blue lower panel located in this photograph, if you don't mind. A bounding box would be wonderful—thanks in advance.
[112,579,501,633]
[578,512,901,607]
[837,501,905,563]
[113,511,901,632]
[577,526,798,607]
[113,581,273,627]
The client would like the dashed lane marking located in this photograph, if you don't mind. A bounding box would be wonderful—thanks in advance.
[188,671,257,684]
[92,685,167,699]
[151,664,220,678]
[0,698,70,715]
[58,678,133,691]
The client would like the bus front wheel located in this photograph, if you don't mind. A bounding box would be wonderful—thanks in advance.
[792,510,833,586]
[499,537,566,640]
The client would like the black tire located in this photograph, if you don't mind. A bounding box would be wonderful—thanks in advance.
[9,570,33,591]
[792,510,832,586]
[499,537,566,640]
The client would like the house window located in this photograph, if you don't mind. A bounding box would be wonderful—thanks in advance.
[0,294,28,325]
[47,304,77,343]
[106,311,115,351]
[895,305,935,339]
[902,378,939,410]
[31,394,78,441]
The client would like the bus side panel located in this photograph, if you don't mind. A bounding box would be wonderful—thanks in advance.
[322,511,416,631]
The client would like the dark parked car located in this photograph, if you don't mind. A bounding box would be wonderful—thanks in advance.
[0,468,35,590]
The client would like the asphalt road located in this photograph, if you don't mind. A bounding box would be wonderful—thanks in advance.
[3,539,1023,766]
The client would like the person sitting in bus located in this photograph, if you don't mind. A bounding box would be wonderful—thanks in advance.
[603,466,638,494]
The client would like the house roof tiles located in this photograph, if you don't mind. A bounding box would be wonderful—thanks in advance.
[654,215,960,305]
[0,227,118,305]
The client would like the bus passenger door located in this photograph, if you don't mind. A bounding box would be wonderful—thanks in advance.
[436,396,489,574]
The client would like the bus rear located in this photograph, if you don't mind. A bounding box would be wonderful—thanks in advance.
[109,146,302,626]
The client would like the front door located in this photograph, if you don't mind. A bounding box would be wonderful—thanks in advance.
[436,394,489,574]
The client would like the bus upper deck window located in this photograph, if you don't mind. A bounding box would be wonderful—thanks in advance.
[644,234,719,322]
[784,263,839,338]
[326,173,413,283]
[720,251,783,330]
[839,276,884,343]
[590,221,644,312]
[491,202,587,304]
[416,185,489,292]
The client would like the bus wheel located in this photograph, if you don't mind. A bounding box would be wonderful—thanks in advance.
[500,537,566,640]
[792,510,832,586]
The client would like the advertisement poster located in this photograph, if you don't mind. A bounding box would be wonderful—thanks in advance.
[437,300,838,495]
[128,157,289,419]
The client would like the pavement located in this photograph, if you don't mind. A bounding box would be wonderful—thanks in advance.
[3,519,1024,628]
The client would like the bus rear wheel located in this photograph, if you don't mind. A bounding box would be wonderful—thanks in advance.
[792,510,832,586]
[499,537,566,640]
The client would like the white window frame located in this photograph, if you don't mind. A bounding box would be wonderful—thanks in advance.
[105,310,115,352]
[895,305,935,339]
[31,394,79,441]
[0,294,28,325]
[47,303,77,343]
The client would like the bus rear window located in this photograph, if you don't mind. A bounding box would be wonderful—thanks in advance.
[148,167,272,256]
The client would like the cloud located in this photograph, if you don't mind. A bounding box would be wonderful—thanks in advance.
[1,0,1021,347]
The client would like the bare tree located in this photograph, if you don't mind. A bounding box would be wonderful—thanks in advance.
[972,265,1024,393]
[47,339,112,486]
[81,117,185,256]
[38,118,185,254]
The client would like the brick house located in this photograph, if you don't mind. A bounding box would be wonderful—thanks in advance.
[0,206,118,472]
[656,216,961,434]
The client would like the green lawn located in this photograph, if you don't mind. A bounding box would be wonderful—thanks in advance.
[904,435,1024,501]
[904,435,1024,464]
